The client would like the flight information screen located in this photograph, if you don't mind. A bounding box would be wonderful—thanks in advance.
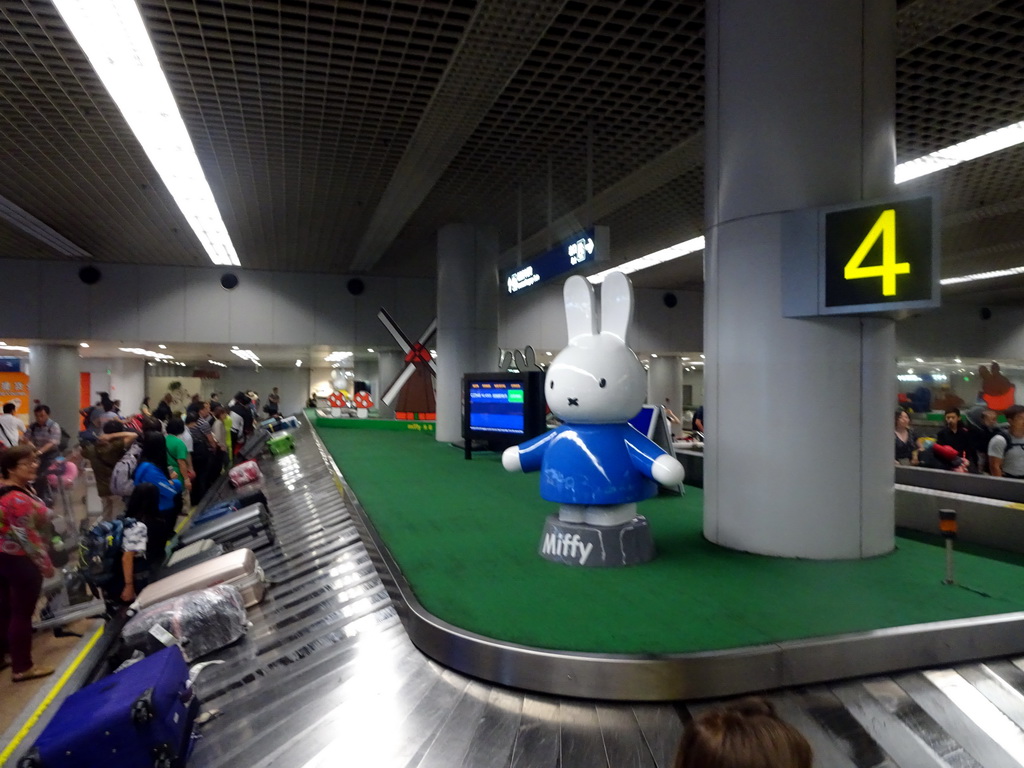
[467,381,526,434]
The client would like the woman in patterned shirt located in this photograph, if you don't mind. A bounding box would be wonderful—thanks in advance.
[0,445,55,682]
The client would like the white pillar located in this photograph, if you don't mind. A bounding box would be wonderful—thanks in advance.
[377,351,404,420]
[647,356,683,421]
[435,224,499,443]
[28,344,80,445]
[704,0,896,558]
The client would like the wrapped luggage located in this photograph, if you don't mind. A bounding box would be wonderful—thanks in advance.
[121,584,248,662]
[228,459,262,488]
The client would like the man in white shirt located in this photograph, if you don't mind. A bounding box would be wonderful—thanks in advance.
[988,405,1024,479]
[0,403,25,448]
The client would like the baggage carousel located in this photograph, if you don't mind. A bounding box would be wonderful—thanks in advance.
[11,416,1024,766]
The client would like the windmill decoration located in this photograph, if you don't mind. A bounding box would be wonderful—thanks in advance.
[378,308,437,421]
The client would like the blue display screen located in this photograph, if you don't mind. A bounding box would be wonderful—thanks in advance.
[468,382,525,434]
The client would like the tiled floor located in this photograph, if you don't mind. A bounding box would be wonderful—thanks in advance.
[0,618,102,738]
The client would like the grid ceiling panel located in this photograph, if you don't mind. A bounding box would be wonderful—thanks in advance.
[0,0,1022,301]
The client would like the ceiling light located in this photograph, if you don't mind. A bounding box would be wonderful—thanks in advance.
[80,342,89,348]
[120,346,174,360]
[700,354,705,359]
[568,122,1024,286]
[915,357,924,363]
[0,345,30,353]
[295,359,302,367]
[53,0,240,267]
[207,360,226,368]
[587,236,705,284]
[941,265,1024,286]
[895,120,1024,184]
[324,351,353,362]
[651,353,658,358]
[158,344,167,349]
[367,348,375,353]
[231,348,261,366]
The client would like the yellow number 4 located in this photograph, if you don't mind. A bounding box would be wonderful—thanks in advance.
[843,208,910,296]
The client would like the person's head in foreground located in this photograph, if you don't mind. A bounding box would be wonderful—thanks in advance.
[674,697,812,768]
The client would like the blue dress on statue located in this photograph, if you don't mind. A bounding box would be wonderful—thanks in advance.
[515,423,667,505]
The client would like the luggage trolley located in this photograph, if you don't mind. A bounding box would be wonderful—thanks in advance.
[35,457,108,634]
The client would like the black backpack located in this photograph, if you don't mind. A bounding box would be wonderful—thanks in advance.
[993,428,1024,453]
[78,516,137,590]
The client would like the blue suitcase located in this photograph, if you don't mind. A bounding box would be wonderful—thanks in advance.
[190,499,238,526]
[19,645,198,768]
[267,415,300,432]
[189,489,268,527]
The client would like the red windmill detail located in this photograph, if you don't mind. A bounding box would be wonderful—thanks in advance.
[378,308,437,421]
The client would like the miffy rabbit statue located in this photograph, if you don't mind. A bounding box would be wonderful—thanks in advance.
[502,271,684,566]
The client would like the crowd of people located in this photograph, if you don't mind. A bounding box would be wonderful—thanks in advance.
[896,403,1024,477]
[0,387,278,683]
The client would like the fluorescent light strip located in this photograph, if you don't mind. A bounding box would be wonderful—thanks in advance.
[583,120,1024,285]
[895,120,1024,184]
[119,346,174,360]
[231,348,261,366]
[587,236,705,284]
[53,0,240,267]
[941,266,1024,286]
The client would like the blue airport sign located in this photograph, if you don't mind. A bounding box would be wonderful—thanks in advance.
[504,226,609,295]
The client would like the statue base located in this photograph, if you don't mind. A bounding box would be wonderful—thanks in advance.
[538,515,655,567]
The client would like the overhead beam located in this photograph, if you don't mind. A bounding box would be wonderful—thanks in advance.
[504,0,1005,265]
[349,0,564,272]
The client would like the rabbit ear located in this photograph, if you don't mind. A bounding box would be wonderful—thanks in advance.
[564,276,596,342]
[600,271,633,343]
[523,346,537,369]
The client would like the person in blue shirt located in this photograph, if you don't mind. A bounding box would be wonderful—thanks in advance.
[133,432,183,562]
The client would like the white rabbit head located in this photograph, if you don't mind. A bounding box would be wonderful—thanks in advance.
[546,272,646,424]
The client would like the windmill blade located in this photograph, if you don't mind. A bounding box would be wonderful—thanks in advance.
[382,364,416,406]
[377,308,413,352]
[417,318,438,346]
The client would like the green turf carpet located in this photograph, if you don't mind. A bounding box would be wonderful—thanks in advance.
[316,425,1024,655]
